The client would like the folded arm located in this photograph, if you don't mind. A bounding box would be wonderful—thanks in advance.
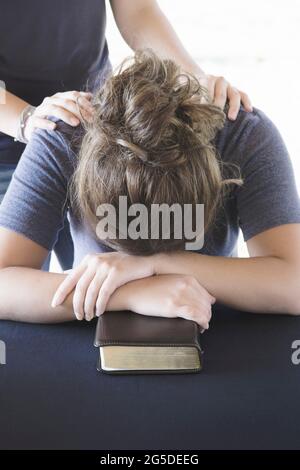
[0,230,126,323]
[0,229,213,328]
[153,224,300,315]
[53,224,300,319]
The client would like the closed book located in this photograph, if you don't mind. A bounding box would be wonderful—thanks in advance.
[94,310,203,374]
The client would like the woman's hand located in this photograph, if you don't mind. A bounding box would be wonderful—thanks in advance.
[51,252,156,320]
[125,274,215,330]
[200,74,253,121]
[24,90,94,141]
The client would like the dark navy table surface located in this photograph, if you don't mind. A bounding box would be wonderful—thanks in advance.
[1,306,300,450]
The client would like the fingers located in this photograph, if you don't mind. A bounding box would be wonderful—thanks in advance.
[35,90,94,127]
[51,264,86,308]
[175,277,214,330]
[51,252,129,322]
[227,86,241,121]
[52,258,104,321]
[53,96,94,119]
[240,91,253,112]
[80,270,117,321]
[205,75,216,103]
[187,277,215,308]
[61,270,116,321]
[72,267,97,320]
[37,103,80,126]
[55,91,92,101]
[54,91,94,117]
[227,87,253,119]
[29,116,56,131]
[213,76,228,110]
[53,97,93,119]
[200,288,216,306]
[83,272,106,321]
[179,305,211,330]
[195,299,212,329]
[211,76,253,120]
[193,305,211,330]
[95,274,117,317]
[24,116,56,140]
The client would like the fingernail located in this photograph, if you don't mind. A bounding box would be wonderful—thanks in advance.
[49,123,56,130]
[51,295,62,308]
[71,118,80,125]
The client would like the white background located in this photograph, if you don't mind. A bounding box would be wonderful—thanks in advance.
[105,0,300,257]
[106,0,300,189]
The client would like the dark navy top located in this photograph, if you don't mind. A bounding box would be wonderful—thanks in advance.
[0,0,110,163]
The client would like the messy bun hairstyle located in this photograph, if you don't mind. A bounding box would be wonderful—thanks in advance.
[72,49,240,254]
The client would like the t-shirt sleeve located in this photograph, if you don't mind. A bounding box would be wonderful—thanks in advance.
[235,109,300,241]
[0,127,70,250]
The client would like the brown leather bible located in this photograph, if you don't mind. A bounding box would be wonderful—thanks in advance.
[94,310,203,374]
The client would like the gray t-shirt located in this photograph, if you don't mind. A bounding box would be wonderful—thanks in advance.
[0,108,299,266]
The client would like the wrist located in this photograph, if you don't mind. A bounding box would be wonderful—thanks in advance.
[14,104,36,144]
[151,252,169,276]
[182,62,205,79]
[106,281,132,312]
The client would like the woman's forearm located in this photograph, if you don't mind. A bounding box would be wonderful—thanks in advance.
[0,267,132,323]
[153,252,300,315]
[0,267,76,322]
[0,89,29,137]
[112,1,204,77]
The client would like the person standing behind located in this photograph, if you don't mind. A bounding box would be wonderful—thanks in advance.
[0,0,252,269]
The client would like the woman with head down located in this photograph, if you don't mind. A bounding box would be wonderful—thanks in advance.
[0,50,299,326]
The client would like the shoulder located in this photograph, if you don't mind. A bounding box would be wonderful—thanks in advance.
[215,106,283,166]
[217,106,276,141]
[26,119,82,183]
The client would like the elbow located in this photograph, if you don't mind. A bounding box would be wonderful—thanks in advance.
[284,296,300,316]
[261,271,300,315]
[278,278,300,316]
[0,257,13,271]
[0,265,12,276]
[270,261,300,315]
